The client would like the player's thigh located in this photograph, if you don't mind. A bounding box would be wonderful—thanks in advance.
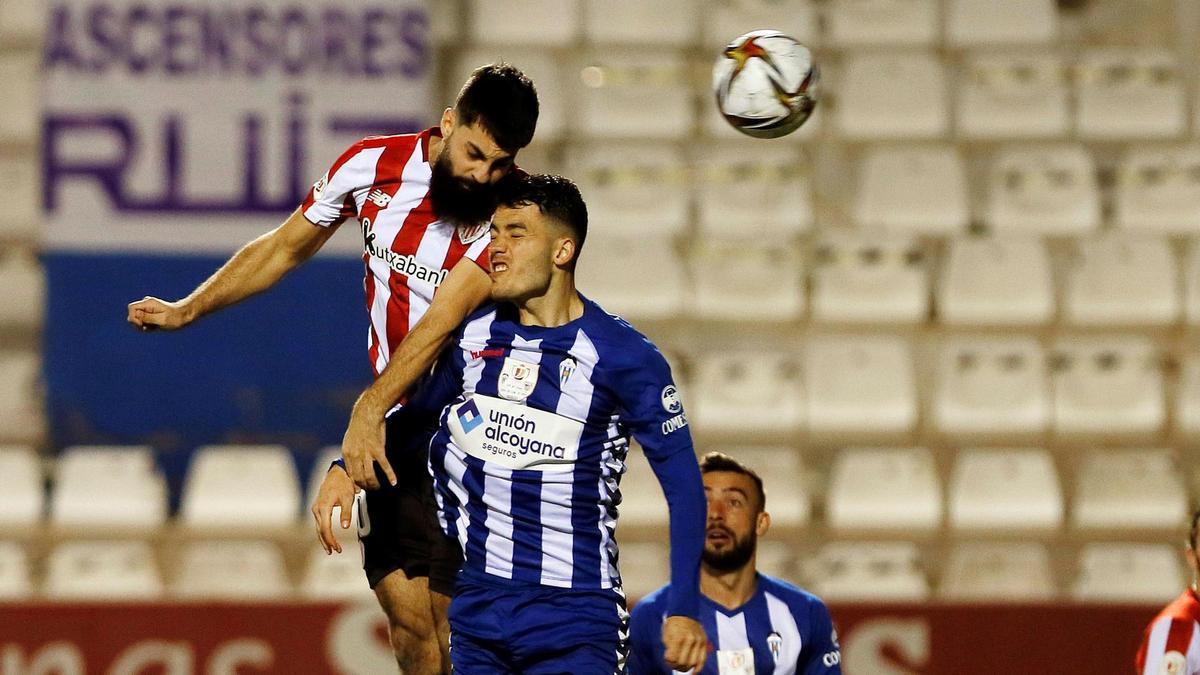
[374,568,436,636]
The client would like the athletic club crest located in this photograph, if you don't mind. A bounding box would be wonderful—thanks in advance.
[767,632,783,662]
[458,222,489,245]
[498,358,539,401]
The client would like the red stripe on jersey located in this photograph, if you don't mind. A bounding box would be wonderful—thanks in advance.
[301,139,369,221]
[1166,616,1196,654]
[1137,589,1200,673]
[385,191,437,357]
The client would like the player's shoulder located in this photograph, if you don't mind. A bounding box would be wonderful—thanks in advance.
[759,574,832,618]
[580,297,667,364]
[355,130,425,150]
[456,303,502,341]
[1158,589,1200,623]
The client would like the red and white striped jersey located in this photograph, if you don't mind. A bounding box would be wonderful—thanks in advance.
[301,128,491,377]
[1137,589,1200,675]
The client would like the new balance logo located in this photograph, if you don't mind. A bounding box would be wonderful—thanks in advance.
[367,189,392,208]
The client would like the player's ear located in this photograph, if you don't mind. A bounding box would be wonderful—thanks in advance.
[553,237,577,268]
[440,108,456,137]
[756,511,771,537]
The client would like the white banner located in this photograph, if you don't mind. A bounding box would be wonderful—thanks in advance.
[42,0,433,255]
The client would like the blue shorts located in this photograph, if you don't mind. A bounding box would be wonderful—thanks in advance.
[449,574,630,674]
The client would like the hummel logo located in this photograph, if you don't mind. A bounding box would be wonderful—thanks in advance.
[367,189,392,208]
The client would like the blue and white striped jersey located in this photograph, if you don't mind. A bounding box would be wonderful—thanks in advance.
[410,297,704,610]
[628,574,842,675]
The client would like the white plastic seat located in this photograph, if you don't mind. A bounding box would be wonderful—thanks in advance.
[826,0,938,47]
[957,53,1070,140]
[1177,354,1200,436]
[948,448,1062,531]
[1072,544,1182,603]
[691,352,804,435]
[810,233,928,325]
[0,250,44,329]
[806,542,929,601]
[0,352,42,445]
[1185,246,1200,325]
[1052,338,1164,438]
[576,235,685,321]
[703,0,819,49]
[854,146,968,234]
[617,445,668,529]
[837,53,948,140]
[0,446,40,529]
[301,548,373,600]
[945,0,1057,46]
[568,143,688,236]
[180,445,301,529]
[467,0,579,47]
[938,237,1054,326]
[1064,236,1178,326]
[51,446,167,530]
[0,52,38,144]
[986,146,1100,235]
[1115,147,1200,234]
[173,540,291,600]
[932,338,1049,437]
[756,541,796,583]
[940,542,1055,601]
[694,143,813,237]
[0,542,30,599]
[44,541,163,600]
[453,50,566,141]
[618,542,669,600]
[575,52,692,139]
[827,448,941,531]
[712,446,808,528]
[582,0,694,46]
[691,239,803,321]
[1077,50,1186,140]
[1072,449,1186,531]
[0,151,40,242]
[804,336,915,437]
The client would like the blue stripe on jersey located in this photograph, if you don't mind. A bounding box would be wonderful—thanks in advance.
[742,593,779,671]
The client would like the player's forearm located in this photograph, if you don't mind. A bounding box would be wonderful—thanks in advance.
[179,229,305,321]
[353,318,453,419]
[651,449,706,619]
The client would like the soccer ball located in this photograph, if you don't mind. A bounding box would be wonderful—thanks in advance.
[712,30,820,139]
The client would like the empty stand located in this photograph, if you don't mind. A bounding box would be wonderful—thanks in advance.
[0,542,30,600]
[1072,449,1186,531]
[1052,338,1165,438]
[691,239,804,321]
[932,337,1050,437]
[1115,147,1200,234]
[826,447,941,531]
[957,53,1070,139]
[0,0,46,44]
[0,51,38,145]
[582,0,694,46]
[1177,354,1200,436]
[1064,235,1179,326]
[810,232,928,324]
[617,445,668,529]
[804,336,916,438]
[1072,544,1182,603]
[945,0,1057,46]
[756,541,797,583]
[467,0,579,47]
[173,540,291,600]
[44,541,163,601]
[574,52,693,139]
[854,146,968,234]
[691,352,804,435]
[0,250,44,329]
[713,446,809,528]
[694,143,813,237]
[575,235,686,321]
[1077,50,1186,140]
[51,446,167,530]
[0,446,40,530]
[702,0,819,49]
[985,146,1100,235]
[948,449,1063,531]
[806,542,930,601]
[0,351,42,445]
[825,0,938,47]
[0,151,40,242]
[837,53,948,140]
[938,237,1054,326]
[301,549,373,600]
[940,542,1055,601]
[618,542,669,600]
[180,445,301,530]
[567,143,689,236]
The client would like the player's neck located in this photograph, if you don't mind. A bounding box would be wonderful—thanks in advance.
[517,276,584,328]
[428,133,443,164]
[700,556,758,610]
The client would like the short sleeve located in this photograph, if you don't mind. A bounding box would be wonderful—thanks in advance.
[300,140,372,227]
[800,600,843,675]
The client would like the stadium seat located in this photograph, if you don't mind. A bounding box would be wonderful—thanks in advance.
[301,548,374,600]
[1052,338,1164,438]
[453,50,567,140]
[806,542,930,601]
[51,446,167,531]
[693,143,813,237]
[756,541,796,583]
[427,0,459,46]
[825,0,938,47]
[1063,235,1179,326]
[945,0,1057,46]
[618,445,668,529]
[0,0,46,44]
[0,351,42,445]
[582,0,695,46]
[0,542,30,600]
[854,146,968,235]
[712,446,809,528]
[574,51,693,139]
[44,541,163,600]
[985,146,1100,235]
[173,540,291,600]
[948,448,1063,531]
[702,0,819,49]
[938,237,1054,326]
[1177,354,1200,436]
[1077,50,1186,140]
[619,542,669,600]
[939,542,1055,602]
[0,151,40,242]
[180,445,301,530]
[0,250,44,329]
[467,0,580,47]
[690,239,804,321]
[932,337,1050,437]
[1185,247,1200,325]
[826,447,941,532]
[1115,147,1200,234]
[1072,544,1182,603]
[575,235,686,321]
[809,232,929,325]
[0,52,38,145]
[691,352,804,435]
[837,53,948,140]
[1072,449,1186,531]
[957,53,1070,140]
[804,336,916,437]
[0,446,40,529]
[567,143,688,236]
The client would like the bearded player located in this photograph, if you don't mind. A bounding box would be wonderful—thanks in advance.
[1136,509,1200,675]
[127,64,538,674]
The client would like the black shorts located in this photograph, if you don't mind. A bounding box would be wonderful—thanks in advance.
[357,405,462,596]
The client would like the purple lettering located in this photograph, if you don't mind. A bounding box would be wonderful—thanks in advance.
[162,6,195,75]
[88,4,124,74]
[44,6,85,71]
[398,8,428,78]
[43,116,137,211]
[125,3,155,75]
[280,8,310,76]
[320,8,357,77]
[360,8,388,77]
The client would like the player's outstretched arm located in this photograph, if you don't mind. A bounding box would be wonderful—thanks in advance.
[338,257,491,490]
[127,208,338,331]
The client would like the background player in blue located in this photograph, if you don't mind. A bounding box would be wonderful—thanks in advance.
[401,173,710,673]
[629,452,842,675]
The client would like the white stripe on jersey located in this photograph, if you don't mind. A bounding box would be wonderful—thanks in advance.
[766,591,804,675]
[406,223,454,341]
[461,312,497,395]
[465,235,490,266]
[1143,615,1200,675]
[716,611,751,650]
[440,444,474,556]
[304,146,380,226]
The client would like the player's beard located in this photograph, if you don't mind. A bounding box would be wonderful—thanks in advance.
[429,151,498,226]
[702,526,757,573]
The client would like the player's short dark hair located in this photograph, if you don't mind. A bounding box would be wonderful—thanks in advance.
[454,62,539,154]
[1190,508,1200,550]
[497,173,588,265]
[700,451,766,513]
